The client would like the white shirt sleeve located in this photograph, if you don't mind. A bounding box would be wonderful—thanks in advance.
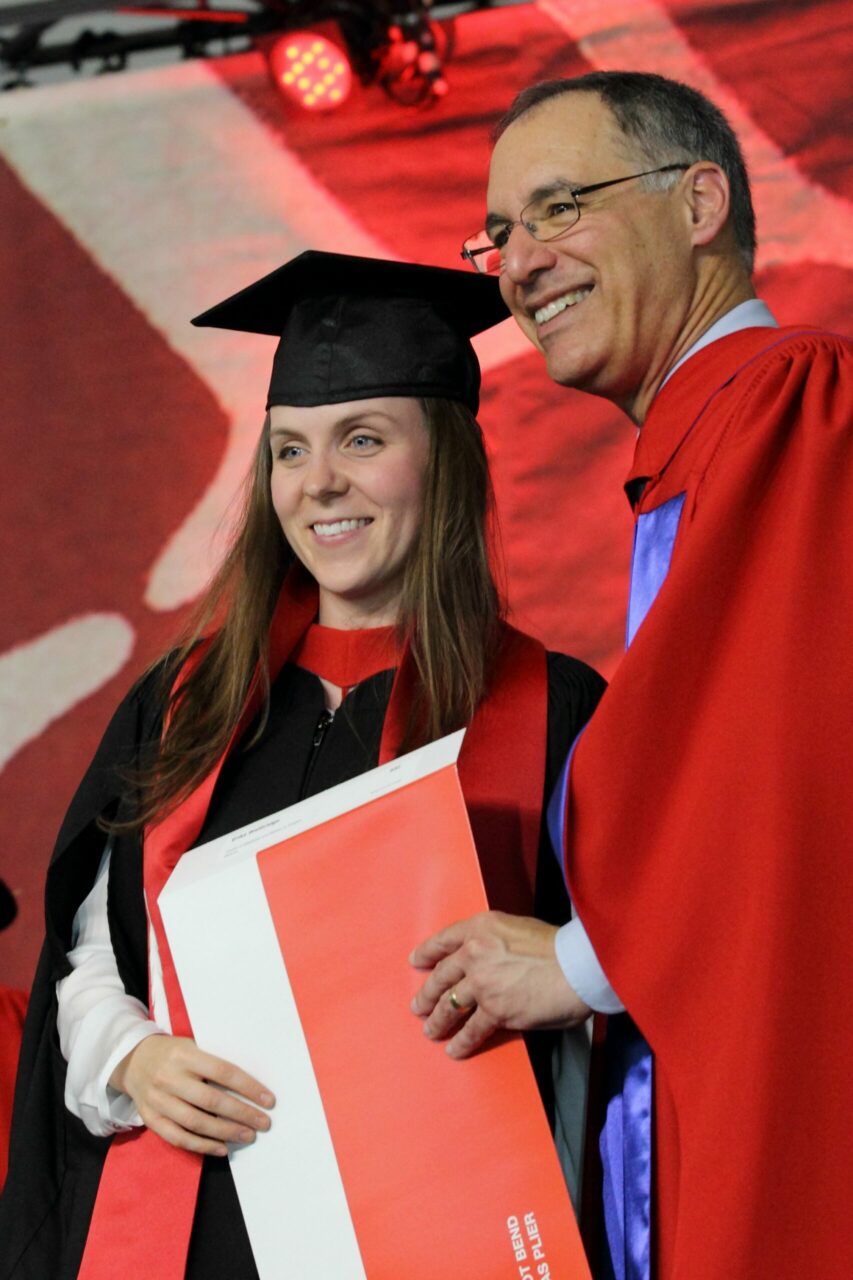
[56,840,166,1137]
[555,916,626,1015]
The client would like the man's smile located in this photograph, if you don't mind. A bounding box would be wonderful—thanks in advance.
[533,286,594,328]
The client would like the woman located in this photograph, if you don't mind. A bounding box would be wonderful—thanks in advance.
[0,252,605,1279]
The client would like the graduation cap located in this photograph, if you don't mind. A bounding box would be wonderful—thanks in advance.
[191,251,509,415]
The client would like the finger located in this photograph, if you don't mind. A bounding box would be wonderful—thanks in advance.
[146,1112,230,1158]
[408,917,478,968]
[183,1078,272,1132]
[410,955,467,1016]
[191,1051,276,1111]
[445,1008,500,1060]
[421,986,477,1041]
[165,1095,261,1147]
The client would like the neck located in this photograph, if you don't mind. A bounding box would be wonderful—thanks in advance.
[318,593,402,630]
[627,270,755,426]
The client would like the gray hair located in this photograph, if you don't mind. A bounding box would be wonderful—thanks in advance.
[495,71,756,274]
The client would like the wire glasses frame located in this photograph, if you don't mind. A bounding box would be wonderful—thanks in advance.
[460,164,690,274]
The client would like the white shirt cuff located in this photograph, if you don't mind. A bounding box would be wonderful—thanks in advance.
[555,917,625,1014]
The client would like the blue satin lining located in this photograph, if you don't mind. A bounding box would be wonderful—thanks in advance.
[552,491,686,1280]
[626,493,687,646]
[547,733,581,879]
[604,491,686,1278]
[600,1016,654,1280]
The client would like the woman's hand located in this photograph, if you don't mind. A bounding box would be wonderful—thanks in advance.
[110,1034,275,1157]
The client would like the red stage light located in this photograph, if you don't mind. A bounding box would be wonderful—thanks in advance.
[269,33,353,112]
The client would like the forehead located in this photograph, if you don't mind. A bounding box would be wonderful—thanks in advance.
[268,397,424,432]
[487,92,630,209]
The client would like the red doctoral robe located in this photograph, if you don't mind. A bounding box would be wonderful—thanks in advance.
[567,325,853,1279]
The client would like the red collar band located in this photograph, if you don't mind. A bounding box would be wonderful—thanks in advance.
[292,622,402,693]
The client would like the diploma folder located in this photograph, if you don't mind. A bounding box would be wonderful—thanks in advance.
[160,729,591,1279]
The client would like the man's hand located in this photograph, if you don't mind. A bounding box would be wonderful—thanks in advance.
[409,911,591,1059]
[110,1034,275,1157]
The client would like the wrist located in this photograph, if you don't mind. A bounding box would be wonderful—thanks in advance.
[109,1029,165,1096]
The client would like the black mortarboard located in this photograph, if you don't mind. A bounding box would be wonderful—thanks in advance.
[191,251,508,415]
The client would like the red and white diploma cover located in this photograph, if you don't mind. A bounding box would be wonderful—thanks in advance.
[160,730,591,1279]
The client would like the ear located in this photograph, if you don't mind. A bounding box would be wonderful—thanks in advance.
[683,162,730,249]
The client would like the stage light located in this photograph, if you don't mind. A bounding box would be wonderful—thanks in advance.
[378,17,449,107]
[269,32,353,112]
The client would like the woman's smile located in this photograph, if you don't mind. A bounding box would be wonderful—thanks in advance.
[310,516,373,541]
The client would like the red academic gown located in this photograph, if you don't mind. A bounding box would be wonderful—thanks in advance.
[566,327,853,1279]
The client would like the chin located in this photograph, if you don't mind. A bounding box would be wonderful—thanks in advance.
[545,355,590,390]
[544,342,612,395]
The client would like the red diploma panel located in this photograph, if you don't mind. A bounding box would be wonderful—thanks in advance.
[160,730,591,1279]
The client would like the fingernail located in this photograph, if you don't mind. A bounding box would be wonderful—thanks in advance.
[215,1145,228,1158]
[238,1128,255,1144]
[409,997,419,1013]
[445,1044,459,1059]
[423,1024,434,1039]
[260,1091,275,1107]
[256,1115,271,1131]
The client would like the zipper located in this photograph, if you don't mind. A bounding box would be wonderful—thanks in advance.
[313,708,334,747]
[300,707,335,798]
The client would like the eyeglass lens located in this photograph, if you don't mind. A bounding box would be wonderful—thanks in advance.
[463,187,581,274]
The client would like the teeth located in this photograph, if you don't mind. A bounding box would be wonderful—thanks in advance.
[534,288,592,325]
[312,518,371,536]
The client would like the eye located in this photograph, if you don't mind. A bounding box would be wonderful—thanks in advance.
[346,432,381,452]
[489,223,513,251]
[546,200,575,217]
[275,442,305,464]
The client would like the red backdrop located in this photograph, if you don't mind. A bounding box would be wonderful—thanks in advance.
[1,0,851,989]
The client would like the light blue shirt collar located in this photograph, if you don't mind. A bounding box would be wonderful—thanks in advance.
[660,298,779,390]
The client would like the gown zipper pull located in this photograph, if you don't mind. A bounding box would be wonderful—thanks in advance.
[312,708,335,747]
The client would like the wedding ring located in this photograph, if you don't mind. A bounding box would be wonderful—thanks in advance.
[448,988,473,1013]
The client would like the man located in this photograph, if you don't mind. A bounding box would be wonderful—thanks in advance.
[410,72,852,1280]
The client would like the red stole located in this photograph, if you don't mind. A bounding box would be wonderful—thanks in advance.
[79,567,547,1279]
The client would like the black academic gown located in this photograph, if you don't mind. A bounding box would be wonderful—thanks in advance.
[0,654,604,1280]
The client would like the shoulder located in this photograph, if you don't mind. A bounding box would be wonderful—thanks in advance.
[768,326,850,356]
[731,327,852,417]
[699,326,853,476]
[493,626,605,744]
[44,666,165,974]
[88,660,169,770]
[496,623,606,728]
[51,659,170,863]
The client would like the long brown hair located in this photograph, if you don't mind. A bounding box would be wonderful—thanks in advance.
[120,397,503,830]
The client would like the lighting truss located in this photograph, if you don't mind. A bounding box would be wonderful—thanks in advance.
[0,0,505,103]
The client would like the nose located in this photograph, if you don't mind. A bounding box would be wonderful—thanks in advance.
[302,449,348,500]
[501,223,559,287]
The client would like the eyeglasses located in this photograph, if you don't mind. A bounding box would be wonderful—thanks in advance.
[461,164,690,274]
